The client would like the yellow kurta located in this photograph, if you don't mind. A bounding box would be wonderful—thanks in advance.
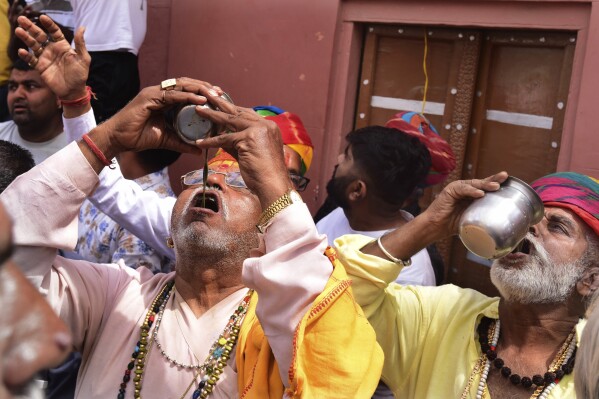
[336,234,583,399]
[237,247,384,398]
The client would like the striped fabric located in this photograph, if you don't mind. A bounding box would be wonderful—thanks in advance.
[385,111,456,187]
[253,106,314,175]
[532,172,599,236]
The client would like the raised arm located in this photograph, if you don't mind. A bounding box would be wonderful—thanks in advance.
[62,108,178,258]
[333,172,507,316]
[7,16,216,249]
[361,173,507,264]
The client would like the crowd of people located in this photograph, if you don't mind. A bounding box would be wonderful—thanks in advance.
[0,6,598,399]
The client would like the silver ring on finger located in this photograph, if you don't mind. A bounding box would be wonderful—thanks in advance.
[41,38,51,48]
[28,57,39,68]
[33,47,43,57]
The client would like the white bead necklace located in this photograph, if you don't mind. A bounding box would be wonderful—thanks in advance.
[474,319,500,399]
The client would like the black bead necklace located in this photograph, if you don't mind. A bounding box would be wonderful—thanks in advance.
[477,317,577,391]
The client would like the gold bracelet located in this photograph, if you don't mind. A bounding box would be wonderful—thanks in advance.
[376,235,412,267]
[256,189,303,233]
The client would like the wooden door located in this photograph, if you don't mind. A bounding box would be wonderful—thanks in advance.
[452,30,576,294]
[354,25,576,295]
[356,25,481,192]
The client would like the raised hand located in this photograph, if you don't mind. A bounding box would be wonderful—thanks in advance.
[14,14,90,100]
[361,172,508,262]
[422,172,508,238]
[193,96,293,209]
[87,78,221,161]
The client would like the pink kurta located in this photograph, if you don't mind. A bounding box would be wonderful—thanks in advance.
[1,143,331,398]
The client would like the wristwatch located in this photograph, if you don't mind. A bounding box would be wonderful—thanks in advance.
[256,189,303,233]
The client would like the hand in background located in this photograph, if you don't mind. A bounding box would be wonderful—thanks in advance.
[15,14,89,100]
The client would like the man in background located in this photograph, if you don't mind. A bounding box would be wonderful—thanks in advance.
[0,59,64,163]
[316,112,455,286]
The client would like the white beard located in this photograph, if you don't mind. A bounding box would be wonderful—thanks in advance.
[490,233,585,304]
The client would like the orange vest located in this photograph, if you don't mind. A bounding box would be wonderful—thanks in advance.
[236,247,384,398]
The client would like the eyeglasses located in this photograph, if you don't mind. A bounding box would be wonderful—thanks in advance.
[289,173,310,192]
[181,169,246,190]
[181,169,310,192]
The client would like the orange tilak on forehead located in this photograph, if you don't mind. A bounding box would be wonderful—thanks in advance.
[207,152,239,173]
[207,149,239,172]
[209,161,240,173]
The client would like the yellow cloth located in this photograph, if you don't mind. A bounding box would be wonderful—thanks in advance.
[236,247,384,398]
[335,234,582,399]
[0,0,11,84]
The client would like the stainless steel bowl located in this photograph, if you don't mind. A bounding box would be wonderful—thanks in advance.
[458,176,544,259]
[167,92,234,144]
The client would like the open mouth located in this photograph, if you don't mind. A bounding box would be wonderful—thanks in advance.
[193,191,220,213]
[511,238,531,255]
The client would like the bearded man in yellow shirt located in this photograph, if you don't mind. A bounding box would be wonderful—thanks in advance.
[340,172,599,399]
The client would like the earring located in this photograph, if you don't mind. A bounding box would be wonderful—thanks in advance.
[166,237,174,248]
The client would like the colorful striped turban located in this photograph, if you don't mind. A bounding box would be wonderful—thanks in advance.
[253,106,314,175]
[531,172,599,237]
[385,111,456,187]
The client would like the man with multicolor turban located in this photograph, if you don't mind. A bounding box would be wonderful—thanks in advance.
[335,170,599,398]
[253,105,314,180]
[384,111,456,187]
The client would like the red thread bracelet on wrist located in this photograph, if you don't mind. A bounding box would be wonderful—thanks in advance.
[82,133,115,169]
[59,86,96,107]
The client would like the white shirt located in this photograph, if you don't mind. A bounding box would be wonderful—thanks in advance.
[316,207,436,286]
[0,120,67,164]
[69,0,147,55]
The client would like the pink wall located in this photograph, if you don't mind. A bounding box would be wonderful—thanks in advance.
[141,0,599,211]
[163,0,340,210]
[139,0,172,88]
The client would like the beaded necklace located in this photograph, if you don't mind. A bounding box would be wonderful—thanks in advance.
[461,317,577,399]
[117,280,254,399]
